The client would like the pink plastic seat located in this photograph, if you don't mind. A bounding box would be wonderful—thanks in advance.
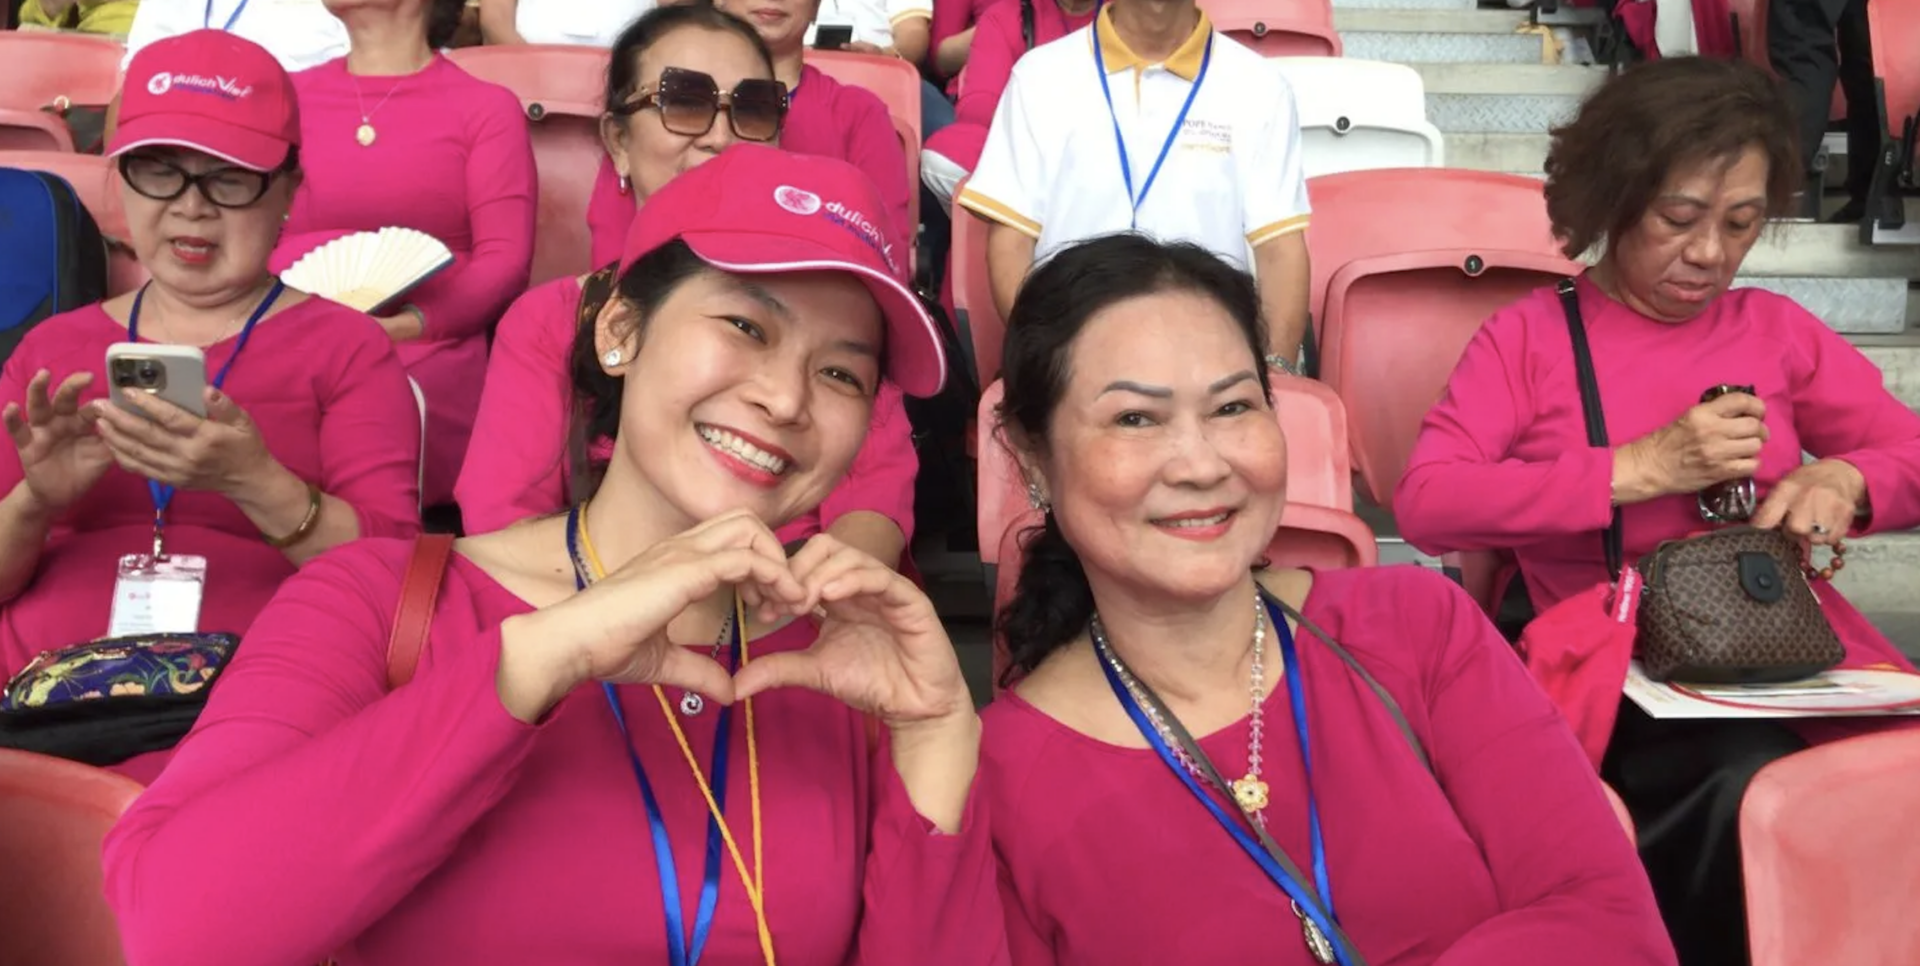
[0,150,148,296]
[0,34,122,155]
[1868,0,1920,147]
[1304,169,1564,344]
[952,177,1004,385]
[1742,730,1920,966]
[809,49,923,237]
[1319,248,1579,509]
[447,44,611,286]
[1198,0,1341,56]
[0,749,144,966]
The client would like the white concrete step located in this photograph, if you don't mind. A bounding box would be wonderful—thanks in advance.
[1332,0,1475,10]
[1412,63,1605,134]
[1335,7,1546,65]
[1446,131,1551,175]
[1853,335,1920,413]
[1333,8,1533,32]
[1829,530,1920,618]
[1343,30,1545,64]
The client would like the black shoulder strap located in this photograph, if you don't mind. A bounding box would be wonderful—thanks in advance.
[1555,278,1625,578]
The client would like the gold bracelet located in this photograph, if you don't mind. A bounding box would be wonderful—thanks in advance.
[266,482,323,549]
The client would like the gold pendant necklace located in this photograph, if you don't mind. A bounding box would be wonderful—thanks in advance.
[347,56,429,149]
[355,122,377,147]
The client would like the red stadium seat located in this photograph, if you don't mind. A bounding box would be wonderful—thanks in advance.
[1319,247,1579,508]
[1199,0,1341,56]
[0,109,77,153]
[1868,0,1919,154]
[447,44,611,286]
[952,177,1004,385]
[1743,731,1920,966]
[1304,169,1565,337]
[0,33,123,155]
[808,49,924,240]
[0,150,147,296]
[0,749,144,966]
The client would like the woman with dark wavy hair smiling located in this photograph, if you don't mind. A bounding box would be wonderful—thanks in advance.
[981,233,1672,966]
[1396,56,1920,966]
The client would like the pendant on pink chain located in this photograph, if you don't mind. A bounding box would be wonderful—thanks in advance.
[1231,775,1269,811]
[356,123,377,147]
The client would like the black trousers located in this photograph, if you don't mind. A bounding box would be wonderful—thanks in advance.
[1768,0,1879,203]
[1601,703,1810,966]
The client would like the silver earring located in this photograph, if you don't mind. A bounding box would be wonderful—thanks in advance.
[601,348,624,367]
[1026,482,1050,511]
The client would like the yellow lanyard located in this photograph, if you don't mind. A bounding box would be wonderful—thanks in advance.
[576,513,776,964]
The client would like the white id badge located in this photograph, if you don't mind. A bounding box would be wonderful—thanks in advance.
[108,555,208,638]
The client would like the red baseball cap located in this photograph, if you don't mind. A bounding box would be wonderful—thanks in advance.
[109,30,300,172]
[620,143,947,398]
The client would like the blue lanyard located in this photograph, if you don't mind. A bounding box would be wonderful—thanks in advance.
[566,505,735,966]
[1099,595,1348,965]
[1091,23,1211,228]
[203,0,248,31]
[126,279,284,543]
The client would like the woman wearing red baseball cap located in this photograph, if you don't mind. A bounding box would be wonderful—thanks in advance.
[104,143,1002,966]
[0,30,422,781]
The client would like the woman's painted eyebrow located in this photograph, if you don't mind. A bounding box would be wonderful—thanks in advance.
[1098,370,1258,399]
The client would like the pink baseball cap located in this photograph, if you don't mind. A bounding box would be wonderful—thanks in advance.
[109,30,300,172]
[620,143,947,398]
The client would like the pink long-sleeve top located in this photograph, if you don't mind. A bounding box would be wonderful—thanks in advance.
[275,55,537,505]
[103,538,1005,966]
[982,565,1675,965]
[931,0,999,70]
[0,301,421,778]
[453,274,919,540]
[586,65,912,267]
[924,0,1094,175]
[1395,278,1920,671]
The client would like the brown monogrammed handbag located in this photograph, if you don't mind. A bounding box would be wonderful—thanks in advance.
[1634,526,1845,684]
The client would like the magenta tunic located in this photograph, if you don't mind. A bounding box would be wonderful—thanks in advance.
[275,55,538,506]
[0,301,422,780]
[924,0,1095,175]
[1395,278,1920,671]
[452,274,919,541]
[103,539,1005,965]
[585,65,912,267]
[983,566,1675,965]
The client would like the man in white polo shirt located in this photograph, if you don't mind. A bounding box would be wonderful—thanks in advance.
[957,0,1312,368]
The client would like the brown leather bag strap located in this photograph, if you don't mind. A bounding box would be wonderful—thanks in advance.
[385,535,457,690]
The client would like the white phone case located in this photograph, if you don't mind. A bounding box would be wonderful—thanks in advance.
[105,343,208,419]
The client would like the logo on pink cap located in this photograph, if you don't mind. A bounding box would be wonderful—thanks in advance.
[774,185,822,216]
[821,200,898,277]
[145,71,255,101]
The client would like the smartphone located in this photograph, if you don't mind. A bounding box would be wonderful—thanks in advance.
[813,24,854,50]
[106,343,208,419]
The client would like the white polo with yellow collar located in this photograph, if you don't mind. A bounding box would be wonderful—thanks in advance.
[958,7,1310,270]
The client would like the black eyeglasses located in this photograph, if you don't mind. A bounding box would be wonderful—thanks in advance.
[612,67,788,143]
[117,153,280,209]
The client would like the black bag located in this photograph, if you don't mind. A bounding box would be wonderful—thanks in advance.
[903,291,981,548]
[0,167,109,364]
[0,633,240,767]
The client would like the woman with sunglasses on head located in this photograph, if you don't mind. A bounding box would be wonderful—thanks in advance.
[585,0,912,266]
[459,4,919,576]
[105,143,1003,966]
[0,31,422,783]
[267,0,536,509]
[982,234,1673,966]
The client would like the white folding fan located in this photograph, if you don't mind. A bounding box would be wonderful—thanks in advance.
[281,227,455,315]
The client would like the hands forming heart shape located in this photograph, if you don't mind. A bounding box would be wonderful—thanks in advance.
[496,510,973,732]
